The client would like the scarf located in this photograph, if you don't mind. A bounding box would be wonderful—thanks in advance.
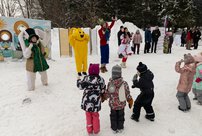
[31,42,49,72]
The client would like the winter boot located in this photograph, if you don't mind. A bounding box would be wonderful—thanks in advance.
[82,72,87,76]
[78,72,82,76]
[111,129,118,134]
[100,67,105,73]
[119,54,124,58]
[103,66,108,72]
[145,115,154,121]
[117,129,124,133]
[178,106,187,112]
[120,62,126,68]
[193,97,197,100]
[131,114,139,122]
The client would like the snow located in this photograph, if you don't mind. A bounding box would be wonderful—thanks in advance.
[1,23,202,136]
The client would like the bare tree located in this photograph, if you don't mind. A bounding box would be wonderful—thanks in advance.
[0,0,19,17]
[17,0,43,19]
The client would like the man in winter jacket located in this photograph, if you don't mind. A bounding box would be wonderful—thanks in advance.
[151,26,161,53]
[117,26,124,46]
[181,29,186,47]
[131,62,155,122]
[193,28,201,49]
[144,26,152,53]
[98,17,116,73]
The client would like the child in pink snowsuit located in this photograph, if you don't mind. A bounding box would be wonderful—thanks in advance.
[77,64,106,135]
[175,53,196,112]
[118,33,132,68]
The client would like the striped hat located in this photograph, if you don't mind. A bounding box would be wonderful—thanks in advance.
[112,65,122,79]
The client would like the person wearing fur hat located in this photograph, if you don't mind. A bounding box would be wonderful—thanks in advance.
[98,17,116,73]
[131,62,155,122]
[77,63,106,136]
[103,65,133,134]
[192,52,202,105]
[175,53,196,112]
[18,28,49,91]
[132,30,142,55]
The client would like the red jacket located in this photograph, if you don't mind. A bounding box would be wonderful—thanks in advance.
[98,20,115,46]
[186,31,192,41]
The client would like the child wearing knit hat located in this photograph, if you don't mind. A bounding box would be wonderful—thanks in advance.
[77,63,106,136]
[103,65,133,134]
[131,62,155,122]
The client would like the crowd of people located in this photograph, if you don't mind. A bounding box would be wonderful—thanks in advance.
[181,27,201,50]
[18,17,202,136]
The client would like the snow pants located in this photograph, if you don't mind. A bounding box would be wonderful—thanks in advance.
[176,91,191,110]
[110,108,125,131]
[132,92,155,120]
[193,88,202,103]
[27,71,48,91]
[86,112,100,134]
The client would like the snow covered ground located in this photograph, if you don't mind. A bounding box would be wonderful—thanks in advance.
[1,40,202,136]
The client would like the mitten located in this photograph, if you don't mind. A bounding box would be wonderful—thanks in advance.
[195,77,202,83]
[127,98,134,109]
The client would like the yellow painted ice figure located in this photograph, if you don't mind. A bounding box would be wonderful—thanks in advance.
[69,28,89,73]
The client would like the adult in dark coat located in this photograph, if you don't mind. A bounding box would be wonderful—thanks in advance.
[151,26,161,53]
[193,28,201,49]
[117,26,124,46]
[181,29,186,47]
[168,32,174,53]
[144,27,152,53]
[124,27,132,38]
[131,62,155,122]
